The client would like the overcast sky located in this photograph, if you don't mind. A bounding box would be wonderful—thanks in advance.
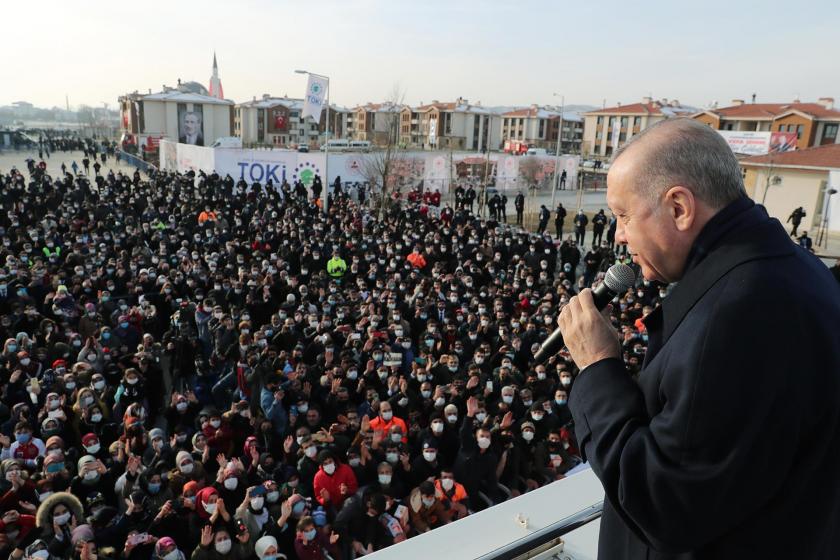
[2,0,838,110]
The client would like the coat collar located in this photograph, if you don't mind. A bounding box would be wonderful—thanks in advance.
[645,202,794,356]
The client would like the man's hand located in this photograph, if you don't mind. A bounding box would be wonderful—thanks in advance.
[557,289,620,371]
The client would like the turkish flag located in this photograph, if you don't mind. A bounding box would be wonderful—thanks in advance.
[275,114,286,130]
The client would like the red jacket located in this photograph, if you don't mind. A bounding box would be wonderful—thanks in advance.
[313,463,358,508]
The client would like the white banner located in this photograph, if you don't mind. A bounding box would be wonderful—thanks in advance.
[829,171,840,233]
[428,119,437,145]
[302,74,328,122]
[611,118,621,151]
[175,143,216,173]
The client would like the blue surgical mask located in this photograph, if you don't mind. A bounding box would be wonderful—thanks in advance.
[304,528,317,541]
[292,501,306,515]
[147,482,161,494]
[15,433,31,444]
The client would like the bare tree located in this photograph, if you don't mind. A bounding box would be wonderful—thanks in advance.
[360,84,406,219]
[518,156,542,190]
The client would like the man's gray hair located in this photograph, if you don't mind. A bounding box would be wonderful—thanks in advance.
[612,118,746,210]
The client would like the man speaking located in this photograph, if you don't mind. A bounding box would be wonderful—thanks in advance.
[558,118,840,559]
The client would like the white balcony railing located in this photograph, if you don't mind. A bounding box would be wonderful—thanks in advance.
[366,465,604,560]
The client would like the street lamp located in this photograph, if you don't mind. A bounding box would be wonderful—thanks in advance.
[817,187,837,248]
[551,93,564,209]
[296,69,330,215]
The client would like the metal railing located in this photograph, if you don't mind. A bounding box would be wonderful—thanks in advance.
[478,501,604,560]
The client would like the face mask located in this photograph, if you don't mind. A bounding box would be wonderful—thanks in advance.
[434,397,445,408]
[381,411,393,421]
[441,478,455,491]
[421,390,432,399]
[431,422,444,434]
[502,395,514,404]
[209,419,221,429]
[85,442,101,453]
[251,497,264,509]
[423,450,437,462]
[163,550,180,560]
[176,402,188,412]
[531,412,544,422]
[16,433,31,444]
[348,458,361,468]
[347,370,358,380]
[93,380,105,391]
[267,490,280,503]
[224,477,238,490]
[555,398,567,406]
[126,377,138,386]
[297,404,309,414]
[304,528,317,541]
[180,463,194,474]
[477,437,491,449]
[476,412,487,422]
[65,381,76,390]
[292,500,306,515]
[215,539,232,555]
[378,473,392,485]
[54,512,71,525]
[84,470,100,482]
[203,501,217,515]
[522,431,535,442]
[148,482,161,494]
[522,399,533,408]
[561,377,571,386]
[304,446,318,458]
[323,463,336,475]
[90,413,103,423]
[386,452,399,464]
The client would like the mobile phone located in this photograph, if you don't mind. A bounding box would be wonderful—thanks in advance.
[350,333,361,341]
[486,380,493,392]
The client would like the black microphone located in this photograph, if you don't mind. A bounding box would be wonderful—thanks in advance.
[533,263,636,364]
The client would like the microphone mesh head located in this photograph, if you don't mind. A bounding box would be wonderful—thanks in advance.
[604,263,636,293]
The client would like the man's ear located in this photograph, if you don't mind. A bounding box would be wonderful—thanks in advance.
[665,186,696,232]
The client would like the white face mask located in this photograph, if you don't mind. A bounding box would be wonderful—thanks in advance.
[378,473,392,485]
[215,539,232,555]
[85,443,100,454]
[390,433,402,443]
[502,395,514,404]
[266,490,280,503]
[209,419,221,429]
[447,414,458,424]
[431,422,444,434]
[304,446,318,458]
[423,450,437,462]
[180,463,194,474]
[381,411,393,421]
[203,501,217,515]
[323,463,336,475]
[250,497,264,510]
[54,512,71,525]
[224,477,238,490]
[93,380,105,391]
[476,412,487,422]
[522,431,535,442]
[386,452,399,464]
[163,550,180,560]
[440,478,454,491]
[477,437,491,449]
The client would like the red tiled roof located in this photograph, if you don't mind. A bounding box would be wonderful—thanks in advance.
[741,143,840,169]
[502,108,537,117]
[416,102,457,112]
[707,102,840,120]
[585,103,664,116]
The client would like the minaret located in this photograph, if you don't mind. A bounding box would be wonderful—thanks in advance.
[209,52,224,99]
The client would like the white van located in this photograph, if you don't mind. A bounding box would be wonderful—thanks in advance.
[349,140,372,152]
[526,147,548,156]
[321,139,349,152]
[210,136,242,148]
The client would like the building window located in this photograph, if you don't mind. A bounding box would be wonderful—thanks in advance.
[607,132,612,141]
[539,119,545,137]
[597,116,603,125]
[609,116,615,126]
[796,124,804,139]
[634,116,641,126]
[619,132,626,141]
[823,123,838,142]
[621,117,628,127]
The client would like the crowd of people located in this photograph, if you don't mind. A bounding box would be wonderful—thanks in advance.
[0,152,684,560]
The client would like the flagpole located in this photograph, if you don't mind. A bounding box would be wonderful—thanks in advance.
[296,69,330,216]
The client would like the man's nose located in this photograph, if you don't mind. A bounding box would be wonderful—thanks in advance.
[615,223,628,246]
